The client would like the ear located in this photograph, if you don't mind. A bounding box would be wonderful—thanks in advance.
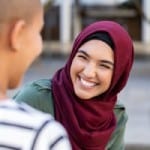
[10,20,26,51]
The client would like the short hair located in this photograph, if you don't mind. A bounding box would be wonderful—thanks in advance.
[0,0,42,23]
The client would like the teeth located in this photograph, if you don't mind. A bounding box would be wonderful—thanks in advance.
[80,78,96,87]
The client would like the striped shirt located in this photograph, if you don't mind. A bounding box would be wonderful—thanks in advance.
[0,100,71,150]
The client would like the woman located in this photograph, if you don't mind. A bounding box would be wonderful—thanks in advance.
[14,20,134,150]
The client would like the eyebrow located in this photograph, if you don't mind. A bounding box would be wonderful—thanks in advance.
[78,50,89,57]
[101,60,114,66]
[78,50,114,66]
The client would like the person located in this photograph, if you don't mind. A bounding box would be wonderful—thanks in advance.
[14,20,134,150]
[0,0,71,149]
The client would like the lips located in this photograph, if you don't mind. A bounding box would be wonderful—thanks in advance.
[79,77,98,89]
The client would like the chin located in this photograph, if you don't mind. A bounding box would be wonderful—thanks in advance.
[9,82,20,89]
[9,78,22,90]
[76,93,92,100]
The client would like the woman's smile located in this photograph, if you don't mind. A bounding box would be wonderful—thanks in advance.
[78,75,98,89]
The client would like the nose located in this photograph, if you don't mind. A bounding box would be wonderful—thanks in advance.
[83,63,96,78]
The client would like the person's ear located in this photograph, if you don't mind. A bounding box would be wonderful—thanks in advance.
[10,20,26,51]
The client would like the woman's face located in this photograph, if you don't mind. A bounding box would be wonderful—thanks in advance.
[70,40,114,100]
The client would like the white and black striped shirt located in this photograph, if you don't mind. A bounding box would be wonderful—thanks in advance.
[0,100,71,150]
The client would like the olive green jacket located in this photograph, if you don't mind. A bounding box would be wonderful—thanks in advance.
[14,79,128,150]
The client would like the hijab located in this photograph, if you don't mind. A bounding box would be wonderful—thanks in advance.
[52,21,134,150]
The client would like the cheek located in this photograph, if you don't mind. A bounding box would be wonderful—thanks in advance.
[33,35,43,56]
[25,36,42,68]
[38,36,43,53]
[24,32,42,57]
[98,70,113,87]
[27,37,42,65]
[70,59,84,80]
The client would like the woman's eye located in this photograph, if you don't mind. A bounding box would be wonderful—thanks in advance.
[77,55,87,60]
[99,64,112,69]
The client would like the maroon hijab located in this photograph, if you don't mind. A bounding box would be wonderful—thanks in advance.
[52,21,134,150]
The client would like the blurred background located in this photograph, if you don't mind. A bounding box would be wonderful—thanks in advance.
[10,0,150,149]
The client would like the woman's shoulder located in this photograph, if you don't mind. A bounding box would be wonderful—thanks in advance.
[30,78,52,90]
[14,79,52,97]
[114,101,128,128]
[107,101,127,150]
[13,79,54,115]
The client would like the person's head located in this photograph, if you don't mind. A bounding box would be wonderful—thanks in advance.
[0,0,44,90]
[65,21,134,100]
[70,32,114,99]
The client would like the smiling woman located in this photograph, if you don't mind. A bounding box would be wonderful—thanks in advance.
[14,20,134,150]
[70,32,114,100]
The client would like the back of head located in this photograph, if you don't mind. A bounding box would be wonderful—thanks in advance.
[0,0,42,24]
[0,0,43,92]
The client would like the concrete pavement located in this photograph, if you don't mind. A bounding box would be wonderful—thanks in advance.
[118,58,150,149]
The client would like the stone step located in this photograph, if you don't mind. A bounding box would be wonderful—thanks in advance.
[43,41,150,56]
[126,144,150,150]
